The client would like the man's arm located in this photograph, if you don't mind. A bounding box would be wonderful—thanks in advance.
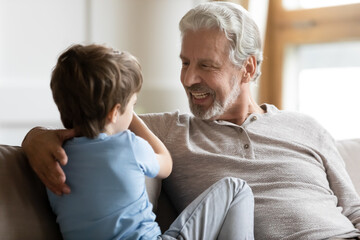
[326,144,360,231]
[316,128,360,231]
[21,127,75,195]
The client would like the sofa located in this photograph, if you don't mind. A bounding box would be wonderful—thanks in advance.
[1,139,359,239]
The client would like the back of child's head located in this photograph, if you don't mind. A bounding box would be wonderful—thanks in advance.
[50,44,143,138]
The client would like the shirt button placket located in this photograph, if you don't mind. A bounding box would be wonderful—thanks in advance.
[240,118,255,158]
[241,124,257,159]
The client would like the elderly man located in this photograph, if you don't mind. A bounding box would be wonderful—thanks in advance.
[22,2,360,239]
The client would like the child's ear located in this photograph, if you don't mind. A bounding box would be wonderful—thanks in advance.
[107,104,121,123]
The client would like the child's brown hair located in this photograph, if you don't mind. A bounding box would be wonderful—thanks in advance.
[50,44,142,138]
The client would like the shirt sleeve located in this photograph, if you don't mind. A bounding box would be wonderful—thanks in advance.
[129,132,160,178]
[313,120,360,231]
[139,111,179,142]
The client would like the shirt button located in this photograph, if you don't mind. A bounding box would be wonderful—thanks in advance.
[244,144,249,149]
[251,116,257,122]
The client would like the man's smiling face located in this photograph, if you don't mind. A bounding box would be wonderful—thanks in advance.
[180,28,242,120]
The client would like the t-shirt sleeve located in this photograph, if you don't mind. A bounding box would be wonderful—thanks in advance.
[130,133,160,178]
[139,111,179,142]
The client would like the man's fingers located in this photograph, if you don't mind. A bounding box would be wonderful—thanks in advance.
[33,164,62,196]
[52,129,75,166]
[53,147,68,166]
[57,128,76,142]
[29,151,69,195]
[39,160,70,195]
[22,127,73,195]
[53,129,75,166]
[52,163,71,194]
[43,177,63,196]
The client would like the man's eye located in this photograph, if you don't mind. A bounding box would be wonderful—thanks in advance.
[182,62,189,67]
[201,64,212,69]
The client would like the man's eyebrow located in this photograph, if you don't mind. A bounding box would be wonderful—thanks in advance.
[179,55,214,62]
[179,55,219,67]
[199,58,213,63]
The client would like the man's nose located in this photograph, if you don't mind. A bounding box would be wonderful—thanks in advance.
[182,65,201,87]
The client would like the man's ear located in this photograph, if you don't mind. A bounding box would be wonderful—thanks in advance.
[242,56,257,83]
[107,104,121,123]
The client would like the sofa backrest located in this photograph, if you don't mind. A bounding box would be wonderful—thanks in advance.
[1,140,359,239]
[0,145,62,239]
[336,139,360,195]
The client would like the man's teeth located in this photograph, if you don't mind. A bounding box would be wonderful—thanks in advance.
[192,92,208,99]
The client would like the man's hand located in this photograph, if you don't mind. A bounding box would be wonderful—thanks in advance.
[22,127,76,195]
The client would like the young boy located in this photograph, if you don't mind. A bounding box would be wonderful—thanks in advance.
[48,44,254,240]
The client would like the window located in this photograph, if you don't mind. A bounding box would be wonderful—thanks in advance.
[283,0,360,10]
[260,0,360,139]
[0,0,88,145]
[283,42,360,139]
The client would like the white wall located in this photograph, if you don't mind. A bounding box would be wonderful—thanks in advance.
[0,0,89,145]
[0,0,197,146]
[88,0,194,114]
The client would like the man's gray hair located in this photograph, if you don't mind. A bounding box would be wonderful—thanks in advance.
[179,2,263,82]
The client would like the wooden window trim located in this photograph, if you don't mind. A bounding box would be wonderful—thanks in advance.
[259,0,360,108]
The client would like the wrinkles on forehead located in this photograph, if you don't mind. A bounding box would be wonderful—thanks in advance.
[180,28,231,66]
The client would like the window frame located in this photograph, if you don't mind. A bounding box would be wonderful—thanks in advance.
[259,0,360,108]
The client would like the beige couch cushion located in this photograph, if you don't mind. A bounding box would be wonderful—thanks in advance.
[0,145,62,239]
[336,139,360,195]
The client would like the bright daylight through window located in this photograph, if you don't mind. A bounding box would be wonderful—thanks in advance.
[283,41,360,140]
[299,67,360,140]
[283,0,360,10]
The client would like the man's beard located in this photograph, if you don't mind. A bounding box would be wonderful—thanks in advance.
[187,76,240,120]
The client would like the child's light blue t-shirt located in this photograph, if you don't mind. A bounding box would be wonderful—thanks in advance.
[47,130,161,240]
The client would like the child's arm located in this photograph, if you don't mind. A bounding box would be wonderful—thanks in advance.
[129,112,172,179]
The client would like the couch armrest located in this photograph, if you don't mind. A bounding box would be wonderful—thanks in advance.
[0,145,62,240]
